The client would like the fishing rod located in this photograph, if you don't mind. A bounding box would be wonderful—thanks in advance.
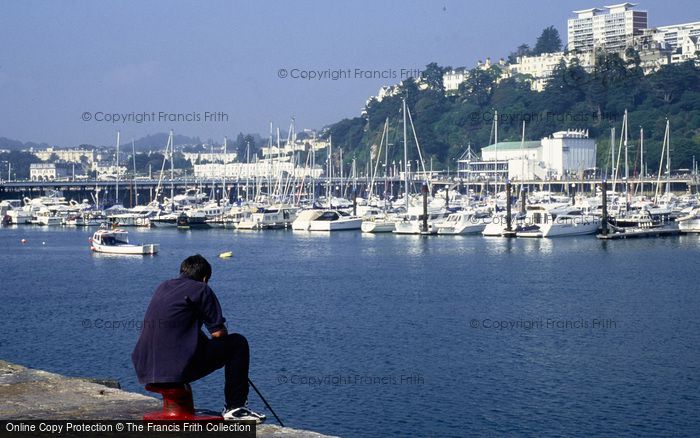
[185,296,284,426]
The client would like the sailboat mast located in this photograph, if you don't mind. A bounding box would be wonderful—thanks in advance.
[384,117,389,202]
[623,110,629,201]
[223,136,227,203]
[666,119,671,195]
[311,133,316,206]
[328,135,333,208]
[132,138,137,207]
[169,130,174,208]
[115,130,120,206]
[520,120,525,192]
[268,122,273,198]
[494,110,498,194]
[639,127,644,194]
[339,148,343,198]
[403,98,409,212]
[655,120,669,202]
[610,127,615,180]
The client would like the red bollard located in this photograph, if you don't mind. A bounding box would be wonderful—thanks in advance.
[143,383,221,420]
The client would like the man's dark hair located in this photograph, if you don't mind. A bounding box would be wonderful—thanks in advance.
[180,254,212,282]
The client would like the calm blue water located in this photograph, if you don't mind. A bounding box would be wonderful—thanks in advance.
[1,226,699,437]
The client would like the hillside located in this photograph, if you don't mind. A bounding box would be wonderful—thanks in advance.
[325,54,700,174]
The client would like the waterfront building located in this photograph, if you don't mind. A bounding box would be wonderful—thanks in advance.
[29,163,69,181]
[459,130,596,181]
[194,161,322,179]
[182,151,237,164]
[93,163,127,179]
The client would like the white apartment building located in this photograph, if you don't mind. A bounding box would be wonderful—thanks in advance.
[568,3,647,52]
[32,147,96,164]
[644,22,700,63]
[194,161,323,179]
[650,21,700,51]
[182,151,237,164]
[460,130,596,180]
[509,51,596,91]
[93,163,128,179]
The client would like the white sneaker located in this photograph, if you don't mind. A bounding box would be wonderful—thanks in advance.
[222,405,266,424]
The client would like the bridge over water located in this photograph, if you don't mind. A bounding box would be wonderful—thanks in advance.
[1,177,697,205]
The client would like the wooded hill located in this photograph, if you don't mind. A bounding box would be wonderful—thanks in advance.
[325,55,700,175]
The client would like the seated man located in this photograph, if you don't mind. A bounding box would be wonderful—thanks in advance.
[131,254,265,422]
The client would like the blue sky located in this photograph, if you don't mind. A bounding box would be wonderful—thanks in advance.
[0,0,696,146]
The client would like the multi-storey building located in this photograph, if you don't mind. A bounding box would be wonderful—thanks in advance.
[568,3,647,52]
[443,67,468,92]
[32,147,95,164]
[182,151,238,164]
[29,163,69,181]
[509,51,596,91]
[194,161,322,179]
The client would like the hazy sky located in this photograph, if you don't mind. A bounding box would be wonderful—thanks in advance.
[0,0,696,146]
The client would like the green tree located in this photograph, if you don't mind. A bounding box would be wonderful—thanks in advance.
[533,26,562,55]
[421,62,446,92]
[0,151,42,180]
[459,67,499,107]
[326,60,700,172]
[508,44,532,64]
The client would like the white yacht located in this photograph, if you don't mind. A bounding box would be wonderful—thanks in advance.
[360,206,396,233]
[393,206,448,235]
[538,208,599,237]
[678,208,700,233]
[515,205,598,238]
[361,215,396,233]
[292,209,362,231]
[34,208,62,226]
[172,188,208,206]
[482,211,526,237]
[437,211,490,235]
[236,206,298,230]
[223,204,257,229]
[149,212,179,228]
[0,200,32,224]
[63,214,86,226]
[90,229,158,255]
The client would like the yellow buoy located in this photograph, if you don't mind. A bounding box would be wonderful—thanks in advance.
[219,251,233,259]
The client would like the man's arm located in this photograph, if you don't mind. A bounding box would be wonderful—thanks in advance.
[210,327,228,338]
[198,286,228,337]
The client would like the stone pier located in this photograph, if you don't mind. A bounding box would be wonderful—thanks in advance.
[0,360,336,438]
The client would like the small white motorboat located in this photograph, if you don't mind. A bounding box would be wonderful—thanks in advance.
[292,209,362,231]
[678,208,700,233]
[90,229,158,255]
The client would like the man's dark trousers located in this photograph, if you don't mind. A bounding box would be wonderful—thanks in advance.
[186,333,249,409]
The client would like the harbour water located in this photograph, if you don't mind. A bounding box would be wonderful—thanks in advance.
[1,226,699,437]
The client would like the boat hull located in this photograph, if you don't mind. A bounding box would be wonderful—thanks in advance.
[308,218,362,231]
[678,218,700,233]
[437,222,487,235]
[91,243,159,255]
[361,220,395,233]
[540,221,599,237]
